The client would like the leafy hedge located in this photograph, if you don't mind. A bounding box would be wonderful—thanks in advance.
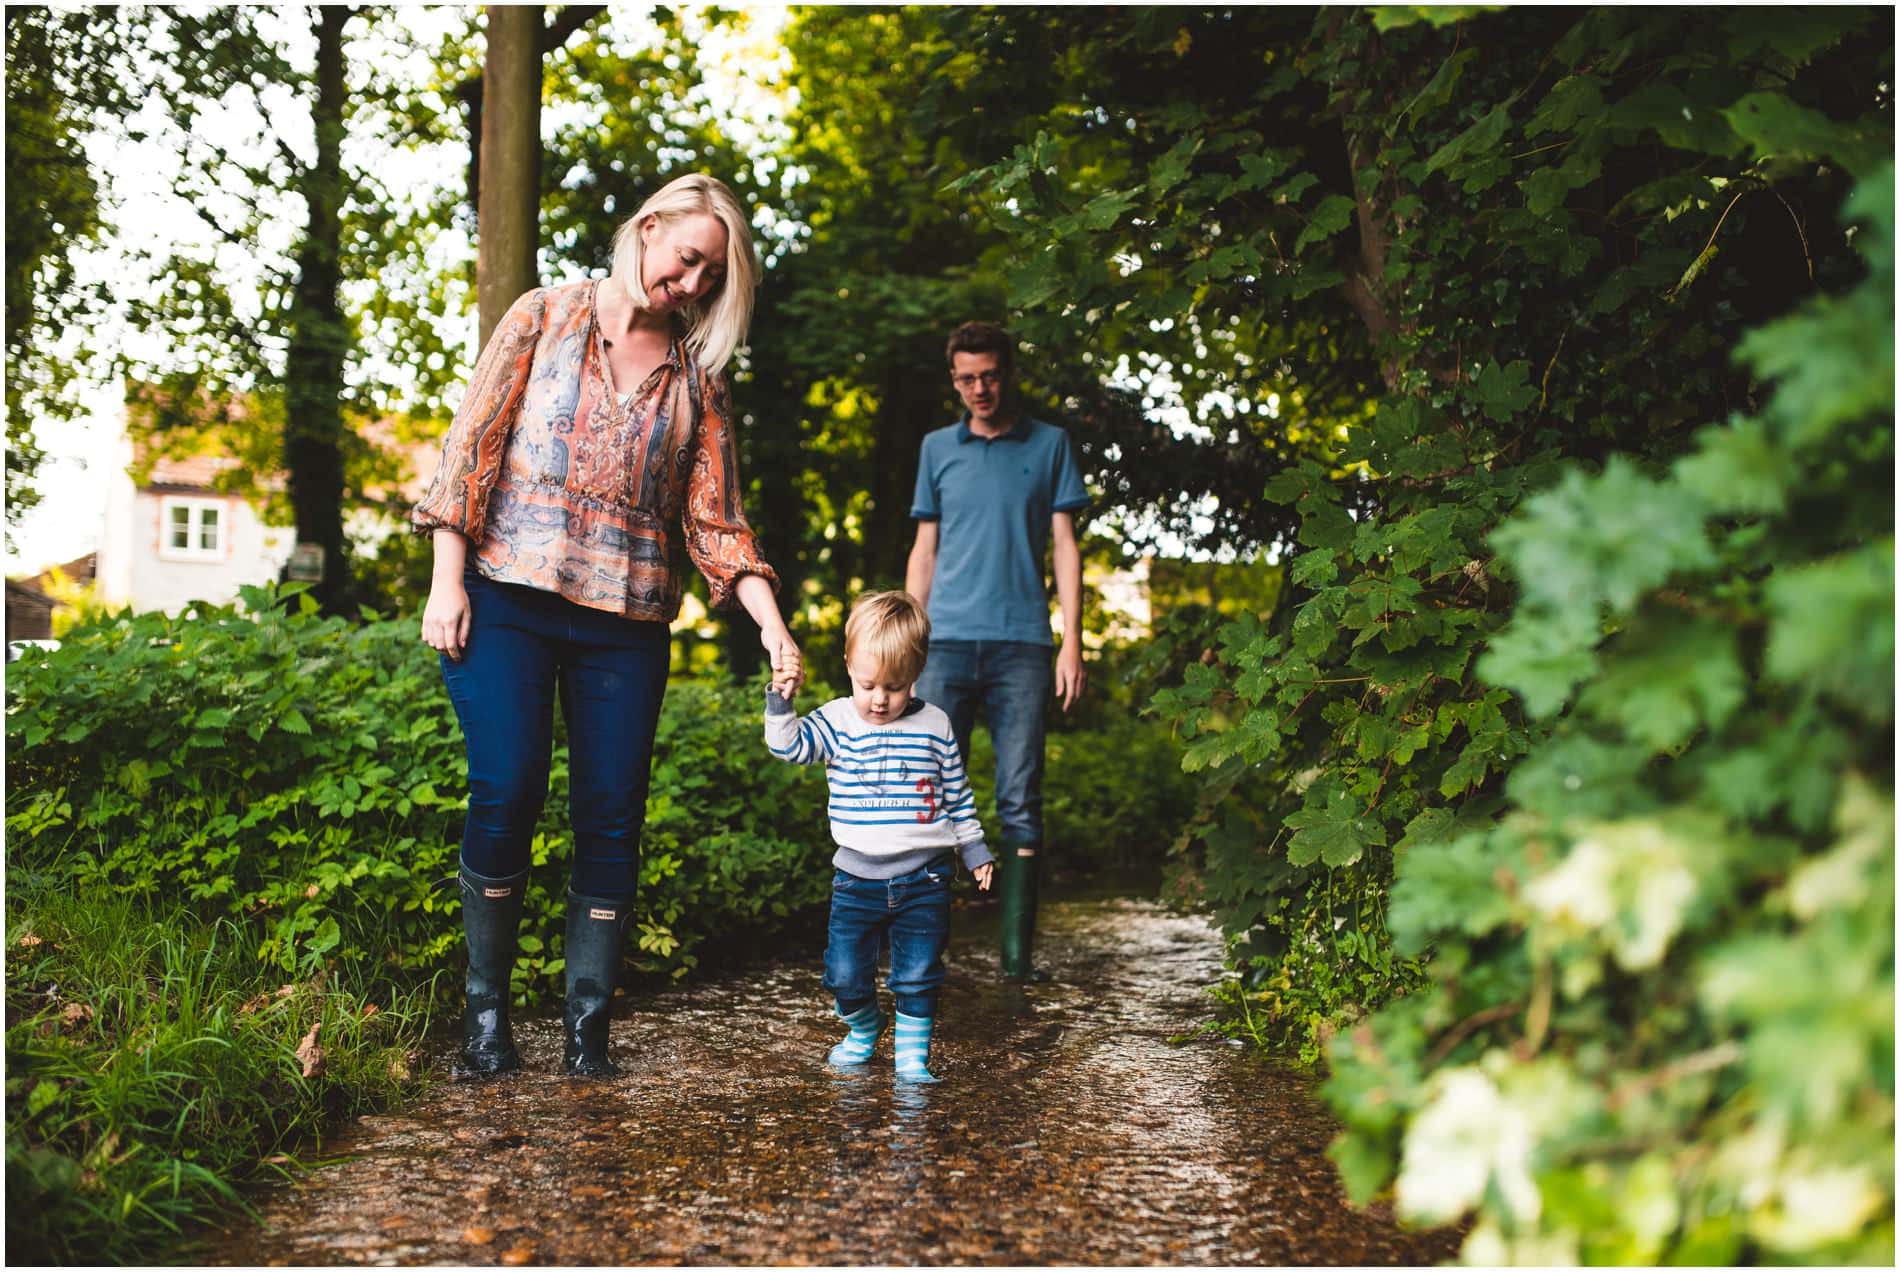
[1321,168,1893,1265]
[7,588,1193,992]
[944,5,1891,1263]
[5,587,834,995]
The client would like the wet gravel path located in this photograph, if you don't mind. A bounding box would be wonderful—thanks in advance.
[199,893,1456,1265]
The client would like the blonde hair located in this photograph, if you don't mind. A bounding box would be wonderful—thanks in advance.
[609,173,759,375]
[844,591,931,686]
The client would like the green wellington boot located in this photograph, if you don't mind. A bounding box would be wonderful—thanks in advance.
[997,844,1047,982]
[562,891,631,1076]
[457,863,530,1077]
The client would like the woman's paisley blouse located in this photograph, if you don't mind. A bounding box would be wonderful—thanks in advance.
[411,280,777,620]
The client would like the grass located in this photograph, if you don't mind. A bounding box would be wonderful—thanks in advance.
[4,883,437,1264]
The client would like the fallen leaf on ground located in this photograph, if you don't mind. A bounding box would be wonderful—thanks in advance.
[296,1023,324,1078]
[17,934,42,947]
[461,1226,496,1246]
[240,985,297,1016]
[500,1244,536,1265]
[61,1002,93,1028]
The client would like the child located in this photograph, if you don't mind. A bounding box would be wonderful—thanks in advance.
[764,590,994,1082]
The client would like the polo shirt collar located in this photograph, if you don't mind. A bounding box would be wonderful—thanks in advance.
[956,412,1029,443]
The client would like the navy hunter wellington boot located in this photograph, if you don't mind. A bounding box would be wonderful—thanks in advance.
[562,891,631,1076]
[457,864,529,1076]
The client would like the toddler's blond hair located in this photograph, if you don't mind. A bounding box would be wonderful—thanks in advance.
[843,591,930,686]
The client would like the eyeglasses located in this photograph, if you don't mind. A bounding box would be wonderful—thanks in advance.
[951,372,1004,389]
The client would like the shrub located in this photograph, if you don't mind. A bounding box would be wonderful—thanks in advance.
[5,587,834,997]
[1322,170,1893,1264]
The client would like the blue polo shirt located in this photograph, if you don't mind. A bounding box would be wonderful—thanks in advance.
[911,414,1089,645]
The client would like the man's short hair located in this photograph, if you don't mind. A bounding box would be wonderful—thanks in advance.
[844,590,931,686]
[945,321,1015,382]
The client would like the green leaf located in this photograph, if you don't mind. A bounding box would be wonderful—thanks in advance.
[1293,194,1357,254]
[1148,132,1203,196]
[1425,99,1518,180]
[1478,611,1599,718]
[1284,788,1389,868]
[278,708,312,736]
[1467,360,1536,423]
[306,915,340,956]
[1579,617,1747,753]
[1398,48,1478,128]
[1724,91,1887,176]
[1387,829,1523,953]
[1236,151,1289,191]
[1372,6,1502,32]
[1291,548,1338,588]
[1672,416,1787,516]
[1080,189,1138,231]
[1763,540,1894,721]
[1328,1130,1396,1205]
[1490,458,1714,623]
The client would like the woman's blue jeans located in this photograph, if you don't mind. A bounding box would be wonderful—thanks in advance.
[440,570,670,901]
[912,639,1049,850]
[824,861,953,1018]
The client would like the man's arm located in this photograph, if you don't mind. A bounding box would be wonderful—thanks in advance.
[906,519,939,608]
[1052,511,1086,710]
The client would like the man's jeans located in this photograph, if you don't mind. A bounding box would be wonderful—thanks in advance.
[441,569,671,901]
[824,861,953,1018]
[913,639,1049,850]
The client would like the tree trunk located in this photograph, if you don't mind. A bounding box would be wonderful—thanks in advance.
[864,351,938,587]
[478,4,542,346]
[282,5,352,614]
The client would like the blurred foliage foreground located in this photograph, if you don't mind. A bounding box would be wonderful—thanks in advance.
[3,585,1190,1259]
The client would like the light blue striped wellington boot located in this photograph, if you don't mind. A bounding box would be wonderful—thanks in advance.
[893,1011,941,1083]
[828,1002,884,1066]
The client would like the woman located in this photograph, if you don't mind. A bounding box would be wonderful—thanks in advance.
[413,174,804,1077]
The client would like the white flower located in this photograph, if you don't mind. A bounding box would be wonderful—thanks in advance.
[1397,1066,1541,1226]
[1525,819,1703,973]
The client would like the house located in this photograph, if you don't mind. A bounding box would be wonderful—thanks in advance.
[94,387,440,616]
[6,552,98,642]
[6,579,57,640]
[97,435,296,615]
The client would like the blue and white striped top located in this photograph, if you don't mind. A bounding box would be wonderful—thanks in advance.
[764,693,993,879]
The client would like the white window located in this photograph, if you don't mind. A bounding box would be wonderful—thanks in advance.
[159,497,224,561]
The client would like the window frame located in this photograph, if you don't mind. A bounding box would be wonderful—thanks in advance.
[157,496,226,562]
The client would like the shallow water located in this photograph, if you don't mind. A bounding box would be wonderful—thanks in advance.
[198,893,1458,1266]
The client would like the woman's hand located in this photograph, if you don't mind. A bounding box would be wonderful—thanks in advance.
[762,624,804,698]
[734,573,803,696]
[421,580,471,661]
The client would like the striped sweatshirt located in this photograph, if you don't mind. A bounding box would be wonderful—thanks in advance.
[764,692,994,880]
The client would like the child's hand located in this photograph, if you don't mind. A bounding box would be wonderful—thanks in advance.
[973,862,994,892]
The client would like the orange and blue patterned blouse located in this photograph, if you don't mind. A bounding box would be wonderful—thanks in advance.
[411,280,777,622]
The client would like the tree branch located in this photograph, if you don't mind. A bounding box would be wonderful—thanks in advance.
[1426,999,1522,1068]
[542,4,605,53]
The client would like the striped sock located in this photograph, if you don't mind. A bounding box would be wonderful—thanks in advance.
[828,1002,884,1066]
[893,1011,940,1083]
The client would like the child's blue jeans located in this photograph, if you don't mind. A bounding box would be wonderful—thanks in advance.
[823,860,952,1018]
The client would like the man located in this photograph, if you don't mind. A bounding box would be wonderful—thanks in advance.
[906,321,1088,981]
